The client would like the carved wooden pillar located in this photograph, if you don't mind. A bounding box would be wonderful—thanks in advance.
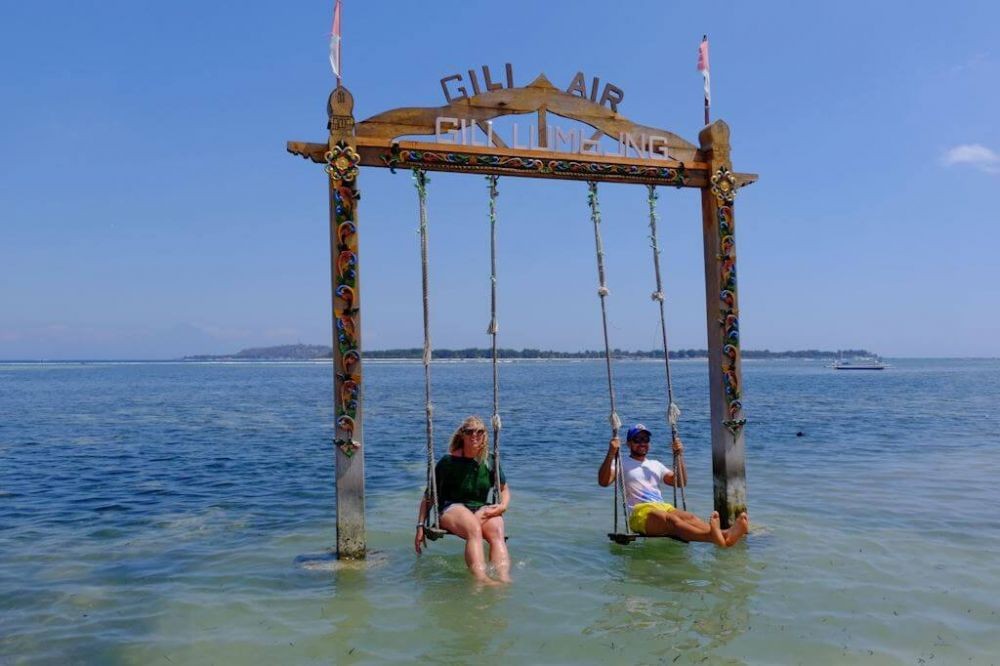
[326,86,365,558]
[698,120,747,528]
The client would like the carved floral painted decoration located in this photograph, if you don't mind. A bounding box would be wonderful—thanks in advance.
[710,165,737,204]
[328,141,362,456]
[712,166,745,436]
[325,141,360,182]
[381,147,686,186]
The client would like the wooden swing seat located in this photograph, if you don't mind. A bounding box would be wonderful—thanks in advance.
[424,526,449,541]
[607,532,688,545]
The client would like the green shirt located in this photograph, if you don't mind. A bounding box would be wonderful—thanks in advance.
[434,454,506,512]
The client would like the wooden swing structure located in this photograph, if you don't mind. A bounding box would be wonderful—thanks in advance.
[288,68,757,559]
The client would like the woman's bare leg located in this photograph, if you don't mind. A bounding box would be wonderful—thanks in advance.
[481,516,511,583]
[439,506,493,582]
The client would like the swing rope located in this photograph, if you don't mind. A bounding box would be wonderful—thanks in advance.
[415,171,504,538]
[647,185,687,511]
[414,169,441,533]
[486,175,503,503]
[587,182,629,536]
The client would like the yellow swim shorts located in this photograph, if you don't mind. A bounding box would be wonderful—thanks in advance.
[628,501,676,534]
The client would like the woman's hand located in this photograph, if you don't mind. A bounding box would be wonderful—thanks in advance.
[414,525,426,554]
[477,504,506,521]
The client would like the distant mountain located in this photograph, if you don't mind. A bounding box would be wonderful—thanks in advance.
[183,344,331,361]
[183,345,873,361]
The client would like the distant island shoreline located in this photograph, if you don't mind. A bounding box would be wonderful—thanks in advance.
[181,344,873,362]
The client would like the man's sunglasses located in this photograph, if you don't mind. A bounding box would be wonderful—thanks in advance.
[630,434,651,443]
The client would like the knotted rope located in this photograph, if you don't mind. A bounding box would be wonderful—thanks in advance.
[647,185,686,510]
[588,182,629,535]
[486,175,503,504]
[414,169,440,529]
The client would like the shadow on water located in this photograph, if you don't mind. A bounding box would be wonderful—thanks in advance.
[588,539,760,663]
[323,566,377,663]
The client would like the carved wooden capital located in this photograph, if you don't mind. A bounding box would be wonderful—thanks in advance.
[698,120,731,168]
[328,86,356,148]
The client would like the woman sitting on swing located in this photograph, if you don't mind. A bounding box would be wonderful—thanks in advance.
[415,416,512,583]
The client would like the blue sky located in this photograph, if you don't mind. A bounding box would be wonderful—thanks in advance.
[1,1,997,359]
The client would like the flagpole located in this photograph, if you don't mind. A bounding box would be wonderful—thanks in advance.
[330,0,343,88]
[337,0,342,88]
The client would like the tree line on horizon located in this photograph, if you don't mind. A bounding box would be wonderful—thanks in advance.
[183,344,872,361]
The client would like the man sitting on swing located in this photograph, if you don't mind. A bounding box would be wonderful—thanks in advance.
[598,424,748,546]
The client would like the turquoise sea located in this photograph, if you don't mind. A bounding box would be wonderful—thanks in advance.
[1,358,999,664]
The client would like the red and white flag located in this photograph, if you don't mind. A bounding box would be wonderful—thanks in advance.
[697,36,711,106]
[329,0,342,80]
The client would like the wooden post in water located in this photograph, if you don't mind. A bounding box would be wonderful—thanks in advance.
[699,120,747,529]
[326,86,365,558]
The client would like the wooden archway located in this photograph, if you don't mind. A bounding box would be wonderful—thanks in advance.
[288,73,756,559]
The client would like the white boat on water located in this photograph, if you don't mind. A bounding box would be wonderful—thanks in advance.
[831,354,886,370]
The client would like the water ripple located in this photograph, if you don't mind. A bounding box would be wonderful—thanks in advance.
[1,359,999,663]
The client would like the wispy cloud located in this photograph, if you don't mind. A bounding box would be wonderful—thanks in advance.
[942,144,1000,174]
[949,51,991,75]
[188,323,253,341]
[262,327,301,341]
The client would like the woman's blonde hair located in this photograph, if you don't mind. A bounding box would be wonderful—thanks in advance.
[448,415,489,463]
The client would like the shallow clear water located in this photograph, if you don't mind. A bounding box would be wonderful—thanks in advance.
[1,359,999,664]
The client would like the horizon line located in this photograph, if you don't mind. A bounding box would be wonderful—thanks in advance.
[3,355,998,363]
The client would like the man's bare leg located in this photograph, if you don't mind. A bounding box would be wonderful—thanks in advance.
[723,512,749,547]
[707,512,728,547]
[669,509,701,523]
[655,510,727,546]
[644,510,726,546]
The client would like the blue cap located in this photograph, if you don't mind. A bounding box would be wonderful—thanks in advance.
[626,424,652,441]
